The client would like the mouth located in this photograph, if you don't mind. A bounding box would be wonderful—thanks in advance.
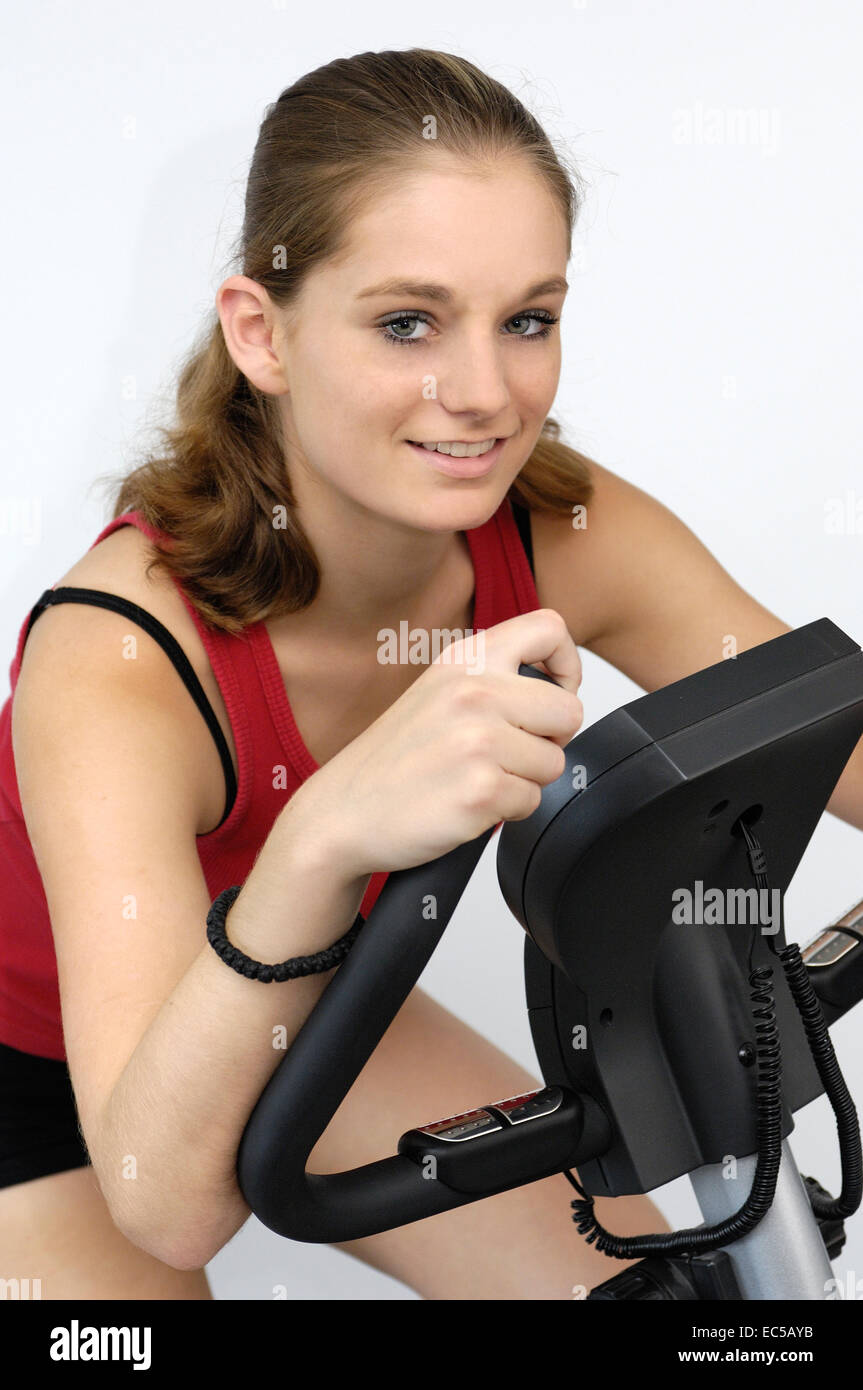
[405,437,507,478]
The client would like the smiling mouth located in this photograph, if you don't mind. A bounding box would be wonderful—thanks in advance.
[405,437,507,477]
[406,438,502,457]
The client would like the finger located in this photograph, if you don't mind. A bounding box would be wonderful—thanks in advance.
[493,723,569,785]
[481,671,583,743]
[489,608,583,694]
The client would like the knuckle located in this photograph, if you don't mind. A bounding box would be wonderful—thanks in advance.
[452,676,491,712]
[464,763,500,809]
[539,606,568,635]
[461,720,496,761]
[517,782,543,817]
[568,692,584,724]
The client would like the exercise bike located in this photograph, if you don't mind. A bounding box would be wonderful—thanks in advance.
[237,617,863,1300]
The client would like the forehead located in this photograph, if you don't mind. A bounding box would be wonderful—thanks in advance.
[311,158,569,300]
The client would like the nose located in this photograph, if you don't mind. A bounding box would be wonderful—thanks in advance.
[433,327,511,423]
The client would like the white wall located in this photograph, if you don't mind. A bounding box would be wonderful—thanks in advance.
[2,0,861,1300]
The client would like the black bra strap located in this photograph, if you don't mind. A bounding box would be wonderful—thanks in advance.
[25,588,237,831]
[510,499,535,579]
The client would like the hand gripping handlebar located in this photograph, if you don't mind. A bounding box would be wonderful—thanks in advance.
[236,663,611,1242]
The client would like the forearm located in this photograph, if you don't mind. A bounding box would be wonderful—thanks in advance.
[96,797,370,1269]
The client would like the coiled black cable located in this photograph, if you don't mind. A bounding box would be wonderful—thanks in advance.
[730,822,860,1223]
[564,818,861,1256]
[775,945,861,1218]
[565,965,784,1256]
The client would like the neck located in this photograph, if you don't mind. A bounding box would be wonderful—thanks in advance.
[273,470,476,654]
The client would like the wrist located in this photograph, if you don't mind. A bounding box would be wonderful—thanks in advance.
[275,781,367,889]
[207,884,364,981]
[225,854,369,965]
[223,790,370,962]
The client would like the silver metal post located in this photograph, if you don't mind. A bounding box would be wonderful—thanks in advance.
[688,1138,834,1299]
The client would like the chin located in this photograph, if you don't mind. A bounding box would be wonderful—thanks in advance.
[412,484,510,531]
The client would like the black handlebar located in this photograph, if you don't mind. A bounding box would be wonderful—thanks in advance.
[236,663,609,1242]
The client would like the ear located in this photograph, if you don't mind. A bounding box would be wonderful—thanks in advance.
[216,274,289,395]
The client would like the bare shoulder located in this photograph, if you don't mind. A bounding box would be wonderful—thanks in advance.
[28,521,210,703]
[19,520,236,837]
[53,520,179,610]
[529,460,647,649]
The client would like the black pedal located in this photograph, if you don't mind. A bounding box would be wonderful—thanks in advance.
[802,1174,847,1261]
[587,1249,742,1300]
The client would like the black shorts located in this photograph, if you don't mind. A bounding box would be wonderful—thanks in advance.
[0,1038,91,1189]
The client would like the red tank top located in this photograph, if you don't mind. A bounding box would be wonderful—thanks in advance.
[0,497,539,1060]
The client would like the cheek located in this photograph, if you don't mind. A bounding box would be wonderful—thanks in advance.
[512,350,560,414]
[286,368,407,490]
[298,330,419,430]
[336,370,429,448]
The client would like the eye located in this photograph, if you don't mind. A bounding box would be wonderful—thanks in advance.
[376,309,560,347]
[504,311,559,339]
[377,312,434,346]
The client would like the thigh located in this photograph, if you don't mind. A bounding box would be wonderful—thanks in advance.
[0,1164,213,1300]
[309,987,672,1300]
[0,1039,212,1300]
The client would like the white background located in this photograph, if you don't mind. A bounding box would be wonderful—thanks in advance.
[2,0,861,1300]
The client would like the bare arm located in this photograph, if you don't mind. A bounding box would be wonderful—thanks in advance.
[12,597,368,1272]
[96,795,370,1270]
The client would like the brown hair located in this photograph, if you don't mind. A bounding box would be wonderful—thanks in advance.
[97,48,597,634]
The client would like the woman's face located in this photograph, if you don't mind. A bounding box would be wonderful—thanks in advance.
[273,156,570,534]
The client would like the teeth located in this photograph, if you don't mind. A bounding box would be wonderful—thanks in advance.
[415,438,497,458]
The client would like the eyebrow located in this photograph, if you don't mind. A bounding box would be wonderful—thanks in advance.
[355,275,569,303]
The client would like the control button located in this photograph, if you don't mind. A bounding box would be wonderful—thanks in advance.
[489,1085,563,1125]
[417,1108,503,1142]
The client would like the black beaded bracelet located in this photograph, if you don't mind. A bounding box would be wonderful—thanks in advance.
[205,884,366,982]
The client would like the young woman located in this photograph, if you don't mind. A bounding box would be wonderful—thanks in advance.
[1,49,861,1302]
